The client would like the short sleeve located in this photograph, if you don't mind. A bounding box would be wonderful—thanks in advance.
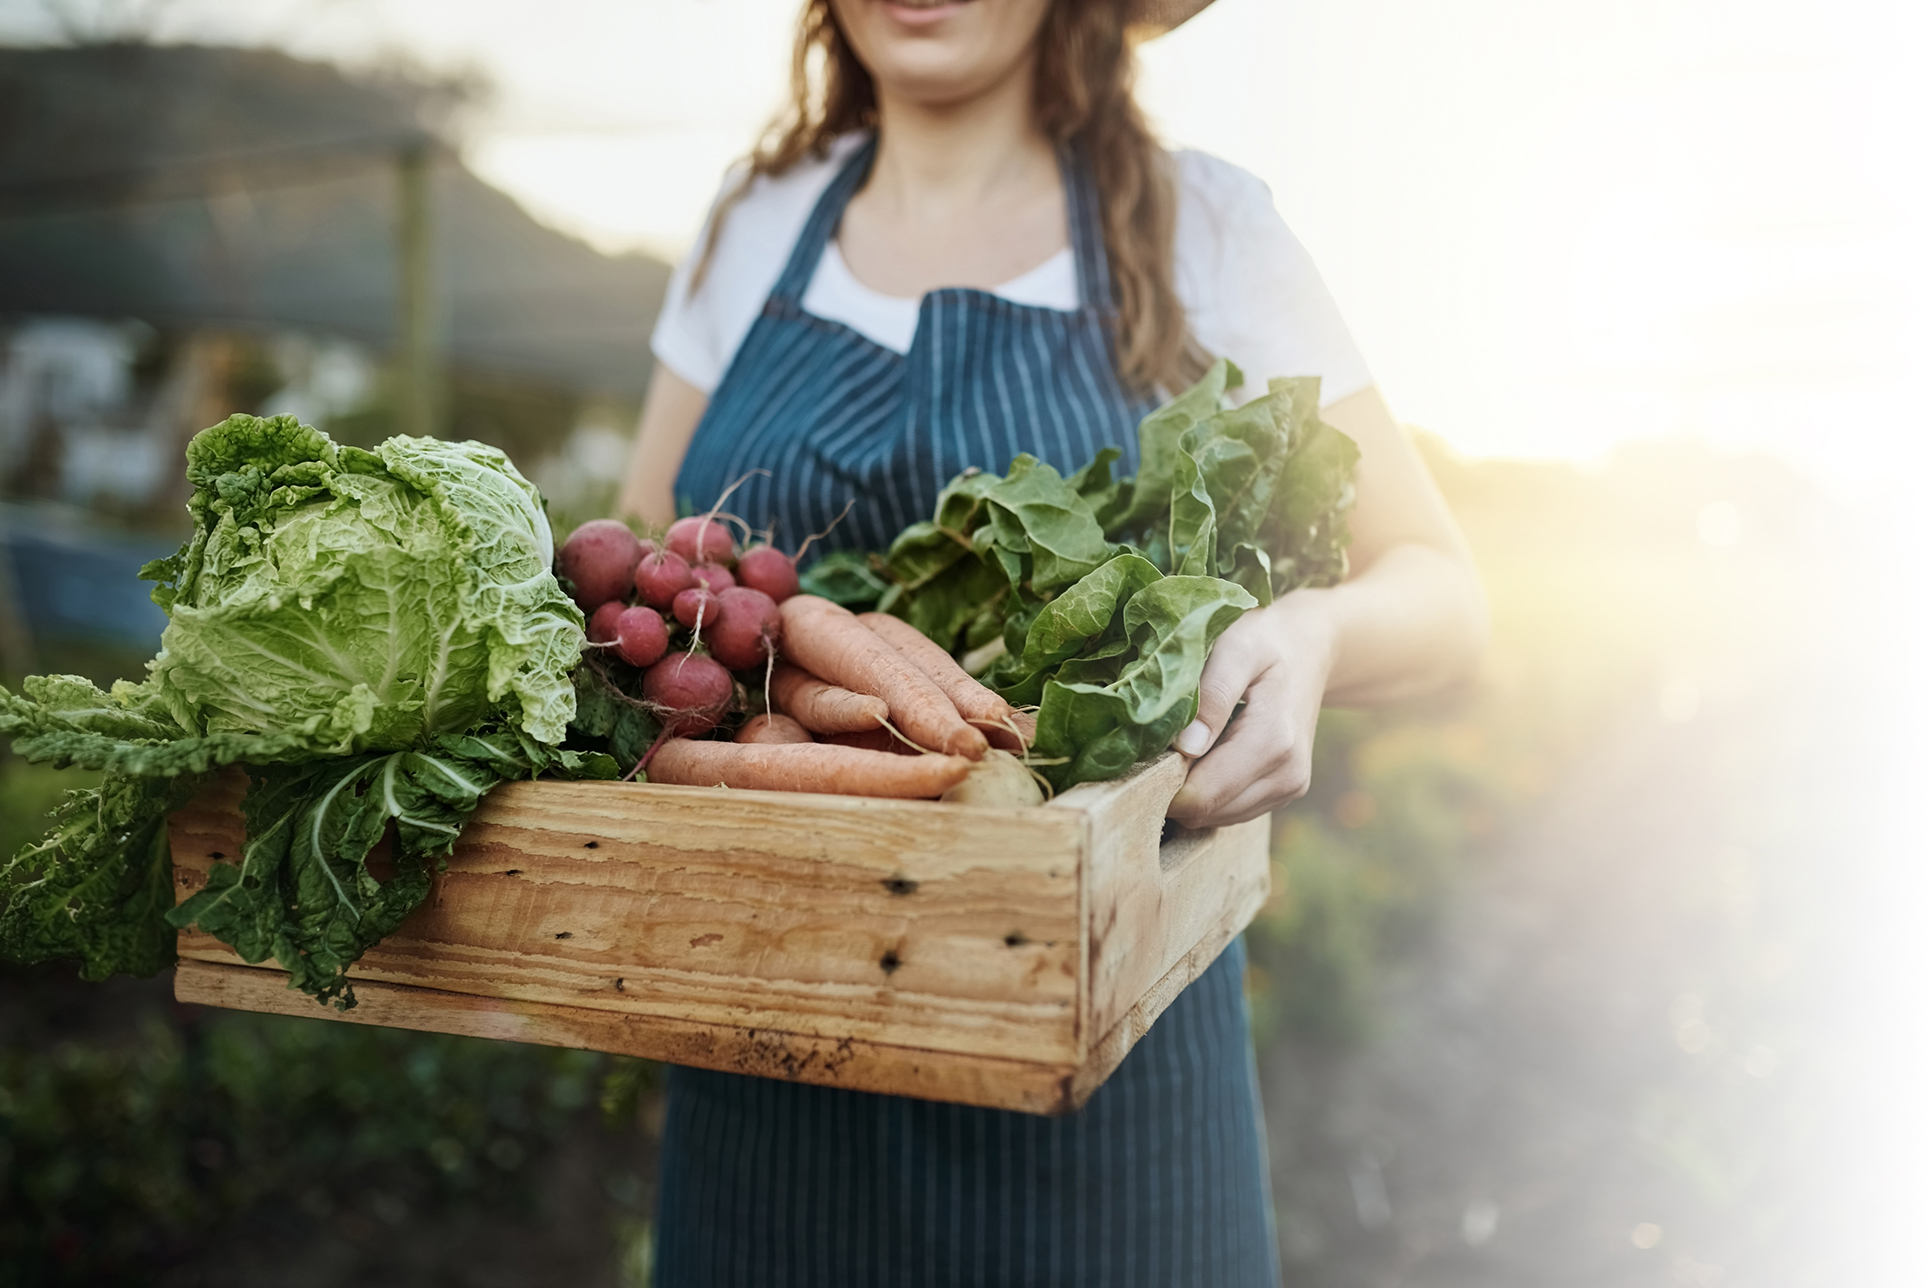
[1171,151,1374,408]
[650,138,865,395]
[649,199,733,393]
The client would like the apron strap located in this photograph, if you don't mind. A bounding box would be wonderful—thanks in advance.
[770,135,880,304]
[769,131,1113,312]
[1060,141,1116,313]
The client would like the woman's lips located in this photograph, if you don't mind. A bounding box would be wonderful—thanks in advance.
[881,0,972,28]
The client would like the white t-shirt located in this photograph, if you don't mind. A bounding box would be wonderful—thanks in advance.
[651,134,1373,408]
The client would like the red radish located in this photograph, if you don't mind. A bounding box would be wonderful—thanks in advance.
[620,651,737,781]
[735,545,799,602]
[587,600,625,645]
[634,548,695,609]
[691,562,737,595]
[558,520,640,610]
[666,516,737,565]
[613,606,670,668]
[639,653,733,736]
[673,586,719,631]
[707,586,784,671]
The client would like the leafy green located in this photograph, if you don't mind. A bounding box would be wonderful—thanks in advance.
[1,416,603,1005]
[859,360,1360,790]
[145,416,582,750]
[796,549,892,608]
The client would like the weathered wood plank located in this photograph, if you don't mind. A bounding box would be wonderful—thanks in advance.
[173,959,1087,1115]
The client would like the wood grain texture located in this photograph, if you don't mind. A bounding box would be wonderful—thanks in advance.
[172,959,1088,1115]
[169,753,1273,1113]
[173,775,1085,1063]
[1053,759,1274,1047]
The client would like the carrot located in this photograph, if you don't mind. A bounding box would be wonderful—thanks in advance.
[735,713,813,744]
[821,727,918,755]
[770,663,890,734]
[648,738,973,798]
[780,596,988,760]
[857,612,1028,751]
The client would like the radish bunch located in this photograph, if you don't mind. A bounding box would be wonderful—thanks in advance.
[557,512,808,760]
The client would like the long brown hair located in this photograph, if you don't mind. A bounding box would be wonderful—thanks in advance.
[692,0,1207,393]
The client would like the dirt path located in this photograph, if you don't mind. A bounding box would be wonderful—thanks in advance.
[1255,605,1894,1285]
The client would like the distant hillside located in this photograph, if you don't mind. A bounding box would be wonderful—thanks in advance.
[0,43,668,396]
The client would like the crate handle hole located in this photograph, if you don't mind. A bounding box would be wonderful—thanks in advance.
[1158,818,1212,874]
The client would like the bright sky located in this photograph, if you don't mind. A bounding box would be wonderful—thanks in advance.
[5,0,1926,484]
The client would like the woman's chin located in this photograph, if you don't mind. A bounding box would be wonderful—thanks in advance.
[837,0,1047,107]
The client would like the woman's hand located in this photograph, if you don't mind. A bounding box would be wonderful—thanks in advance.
[1166,592,1339,830]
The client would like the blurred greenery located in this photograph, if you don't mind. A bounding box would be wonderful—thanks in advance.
[0,964,662,1286]
[1244,433,1822,1040]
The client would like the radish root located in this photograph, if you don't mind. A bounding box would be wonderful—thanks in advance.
[792,498,857,565]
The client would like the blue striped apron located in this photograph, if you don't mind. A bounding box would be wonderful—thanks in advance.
[660,136,1280,1288]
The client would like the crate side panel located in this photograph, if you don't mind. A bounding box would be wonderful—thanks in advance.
[175,961,1081,1115]
[1084,811,1272,1042]
[172,778,1086,1063]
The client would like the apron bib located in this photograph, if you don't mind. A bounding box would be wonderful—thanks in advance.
[673,134,1155,552]
[656,136,1280,1288]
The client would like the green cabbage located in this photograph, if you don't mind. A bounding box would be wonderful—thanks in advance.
[0,416,613,1006]
[144,415,581,750]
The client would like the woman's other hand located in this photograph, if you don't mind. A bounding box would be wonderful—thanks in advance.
[1167,593,1337,828]
[1167,385,1489,830]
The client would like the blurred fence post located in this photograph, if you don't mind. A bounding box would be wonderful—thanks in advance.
[396,143,437,437]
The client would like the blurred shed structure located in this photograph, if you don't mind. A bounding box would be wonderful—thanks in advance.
[0,42,670,665]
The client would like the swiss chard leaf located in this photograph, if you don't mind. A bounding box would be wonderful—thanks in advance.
[1029,577,1256,790]
[995,554,1162,706]
[868,359,1356,791]
[1111,359,1238,536]
[797,549,890,609]
[981,456,1114,595]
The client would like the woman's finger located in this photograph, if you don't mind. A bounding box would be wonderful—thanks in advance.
[1182,768,1306,829]
[1172,616,1263,758]
[1172,714,1308,825]
[1169,669,1314,826]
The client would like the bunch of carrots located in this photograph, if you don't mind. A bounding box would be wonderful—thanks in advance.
[557,514,1037,803]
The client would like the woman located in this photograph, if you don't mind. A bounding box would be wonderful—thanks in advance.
[619,0,1486,1281]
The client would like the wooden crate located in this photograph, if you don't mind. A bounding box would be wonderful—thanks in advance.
[170,753,1270,1115]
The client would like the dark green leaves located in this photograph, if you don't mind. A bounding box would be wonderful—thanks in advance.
[1028,576,1257,789]
[871,358,1360,791]
[0,770,192,982]
[797,549,892,609]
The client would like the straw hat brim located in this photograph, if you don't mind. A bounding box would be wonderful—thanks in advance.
[1130,0,1215,35]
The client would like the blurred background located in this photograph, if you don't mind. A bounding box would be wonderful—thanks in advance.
[1,0,1925,1284]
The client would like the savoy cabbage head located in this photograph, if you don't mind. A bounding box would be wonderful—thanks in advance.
[144,415,581,749]
[0,416,613,1006]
